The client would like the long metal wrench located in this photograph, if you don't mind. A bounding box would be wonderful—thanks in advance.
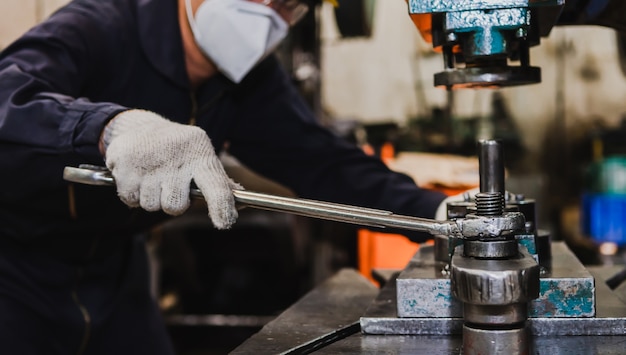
[63,165,463,237]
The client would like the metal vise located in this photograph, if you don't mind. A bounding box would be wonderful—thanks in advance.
[406,0,565,88]
[447,140,540,354]
[360,140,614,355]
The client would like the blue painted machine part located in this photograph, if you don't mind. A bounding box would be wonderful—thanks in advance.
[407,0,563,57]
[445,8,529,56]
[407,0,564,14]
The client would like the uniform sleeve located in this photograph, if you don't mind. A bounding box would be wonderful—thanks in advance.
[0,8,130,216]
[227,56,447,242]
[0,9,127,163]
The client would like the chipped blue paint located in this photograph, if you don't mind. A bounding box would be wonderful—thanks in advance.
[397,278,463,317]
[404,299,418,309]
[516,233,539,263]
[445,8,529,56]
[397,241,595,319]
[515,233,537,256]
[406,0,563,57]
[531,279,595,317]
[398,275,595,318]
[407,0,564,14]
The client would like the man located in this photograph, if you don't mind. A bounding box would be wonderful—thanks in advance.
[0,0,448,353]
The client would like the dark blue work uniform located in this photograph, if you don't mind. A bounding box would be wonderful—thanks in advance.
[0,0,446,353]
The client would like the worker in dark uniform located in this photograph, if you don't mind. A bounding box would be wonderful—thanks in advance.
[0,0,451,353]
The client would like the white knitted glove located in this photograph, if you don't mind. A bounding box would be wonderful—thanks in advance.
[103,109,241,229]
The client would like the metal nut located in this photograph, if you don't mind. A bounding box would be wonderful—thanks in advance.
[450,245,540,305]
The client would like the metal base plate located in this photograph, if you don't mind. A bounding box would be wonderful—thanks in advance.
[232,268,626,354]
[361,243,626,336]
[396,242,595,318]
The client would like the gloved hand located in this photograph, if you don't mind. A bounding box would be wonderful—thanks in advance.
[102,109,242,229]
[434,187,480,220]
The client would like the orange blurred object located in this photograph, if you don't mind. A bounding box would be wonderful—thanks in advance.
[404,1,460,54]
[409,13,433,44]
[357,141,472,285]
[357,186,459,286]
[380,142,395,164]
[358,230,429,286]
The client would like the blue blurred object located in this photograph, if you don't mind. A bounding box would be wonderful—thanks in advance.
[582,157,626,246]
[582,193,626,245]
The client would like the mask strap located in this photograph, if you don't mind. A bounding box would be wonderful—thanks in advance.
[185,0,200,39]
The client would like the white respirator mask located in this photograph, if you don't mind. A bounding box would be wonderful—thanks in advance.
[185,0,289,83]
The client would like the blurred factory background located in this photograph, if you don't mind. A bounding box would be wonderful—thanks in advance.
[4,0,626,353]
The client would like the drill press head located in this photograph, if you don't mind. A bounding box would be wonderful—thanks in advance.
[407,0,565,88]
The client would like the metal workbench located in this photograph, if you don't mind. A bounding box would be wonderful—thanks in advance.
[231,267,626,354]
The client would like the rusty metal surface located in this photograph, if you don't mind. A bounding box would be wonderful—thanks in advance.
[362,263,626,336]
[396,242,596,319]
[232,267,626,354]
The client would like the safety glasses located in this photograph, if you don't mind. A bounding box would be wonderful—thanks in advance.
[250,0,310,25]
